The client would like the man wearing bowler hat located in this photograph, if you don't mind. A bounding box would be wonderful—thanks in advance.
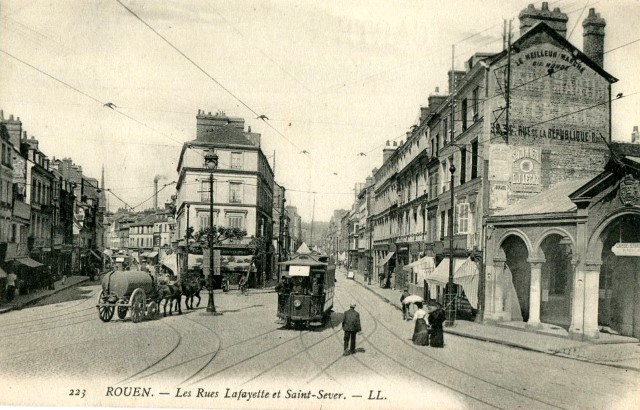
[342,303,362,355]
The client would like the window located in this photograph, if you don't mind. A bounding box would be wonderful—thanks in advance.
[229,182,242,203]
[227,214,244,229]
[457,203,470,234]
[442,119,448,143]
[461,98,468,131]
[471,139,479,179]
[440,211,446,240]
[435,134,440,156]
[231,152,243,170]
[441,161,447,192]
[198,212,211,231]
[472,87,479,121]
[200,180,213,202]
[460,148,467,184]
[447,208,453,237]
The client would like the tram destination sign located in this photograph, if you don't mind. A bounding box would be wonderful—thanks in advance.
[611,243,640,256]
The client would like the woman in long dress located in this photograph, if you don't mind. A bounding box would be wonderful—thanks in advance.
[412,302,429,346]
[428,303,446,347]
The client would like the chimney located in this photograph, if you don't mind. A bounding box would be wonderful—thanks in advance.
[196,110,246,139]
[420,106,431,122]
[582,8,606,67]
[448,70,466,94]
[245,130,261,147]
[519,2,568,37]
[383,140,395,163]
[1,113,22,148]
[428,87,448,111]
[632,126,639,144]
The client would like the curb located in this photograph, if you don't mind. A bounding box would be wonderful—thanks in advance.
[350,274,640,373]
[0,278,91,315]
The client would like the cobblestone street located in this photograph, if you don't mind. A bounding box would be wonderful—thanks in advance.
[0,279,638,409]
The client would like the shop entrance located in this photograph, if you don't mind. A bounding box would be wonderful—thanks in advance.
[539,235,573,329]
[501,235,530,322]
[598,214,640,338]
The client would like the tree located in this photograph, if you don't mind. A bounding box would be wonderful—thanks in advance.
[193,226,247,247]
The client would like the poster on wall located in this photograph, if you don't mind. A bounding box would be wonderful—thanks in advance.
[510,146,542,193]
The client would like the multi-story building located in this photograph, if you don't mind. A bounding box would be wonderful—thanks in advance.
[285,205,302,255]
[175,111,274,285]
[357,3,626,340]
[272,182,290,265]
[327,209,348,265]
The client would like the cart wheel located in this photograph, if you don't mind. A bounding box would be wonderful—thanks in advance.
[98,291,114,322]
[146,301,159,320]
[130,288,146,323]
[117,306,128,320]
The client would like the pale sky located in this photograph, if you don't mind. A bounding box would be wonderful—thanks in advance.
[1,0,639,222]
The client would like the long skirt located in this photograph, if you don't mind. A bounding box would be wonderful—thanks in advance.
[412,318,429,346]
[430,326,444,347]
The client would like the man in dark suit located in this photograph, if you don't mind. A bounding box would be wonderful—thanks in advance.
[342,303,362,355]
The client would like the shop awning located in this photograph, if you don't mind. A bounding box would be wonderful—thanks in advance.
[403,256,436,283]
[427,257,479,309]
[377,251,395,267]
[161,255,178,274]
[147,251,158,259]
[140,252,150,257]
[14,257,44,268]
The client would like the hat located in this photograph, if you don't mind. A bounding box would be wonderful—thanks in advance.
[350,303,356,308]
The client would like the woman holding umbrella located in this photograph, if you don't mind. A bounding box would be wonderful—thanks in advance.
[427,301,446,347]
[411,300,429,346]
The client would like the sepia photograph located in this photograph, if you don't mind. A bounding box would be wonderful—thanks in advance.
[1,0,639,409]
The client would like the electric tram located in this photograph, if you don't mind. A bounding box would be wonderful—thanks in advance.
[277,251,335,329]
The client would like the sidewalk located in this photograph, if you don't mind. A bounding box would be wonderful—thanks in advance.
[0,275,91,314]
[339,266,640,372]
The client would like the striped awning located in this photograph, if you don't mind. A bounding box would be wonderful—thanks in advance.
[402,256,436,283]
[427,257,479,309]
[377,251,395,267]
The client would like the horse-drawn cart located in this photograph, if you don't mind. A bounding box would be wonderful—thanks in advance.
[96,270,160,323]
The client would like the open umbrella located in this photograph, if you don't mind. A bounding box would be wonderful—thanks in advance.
[402,294,424,305]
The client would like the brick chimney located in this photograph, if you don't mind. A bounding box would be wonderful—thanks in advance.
[519,2,568,38]
[428,87,448,112]
[420,106,431,122]
[382,140,395,163]
[1,114,22,148]
[582,8,606,67]
[196,110,245,139]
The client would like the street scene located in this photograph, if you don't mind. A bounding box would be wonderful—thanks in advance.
[1,1,640,409]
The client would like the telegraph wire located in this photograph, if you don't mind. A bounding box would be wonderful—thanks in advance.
[113,0,302,152]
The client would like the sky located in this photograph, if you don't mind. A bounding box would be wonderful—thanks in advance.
[1,0,639,223]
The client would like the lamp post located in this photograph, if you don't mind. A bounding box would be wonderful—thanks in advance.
[446,163,456,327]
[204,151,219,314]
[185,203,190,278]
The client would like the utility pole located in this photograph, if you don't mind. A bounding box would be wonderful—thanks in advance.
[185,203,190,278]
[446,43,457,327]
[310,192,316,247]
[505,19,512,144]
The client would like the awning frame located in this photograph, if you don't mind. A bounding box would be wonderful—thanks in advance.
[377,251,395,267]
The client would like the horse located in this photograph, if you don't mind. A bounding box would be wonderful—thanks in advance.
[156,283,183,317]
[181,275,203,310]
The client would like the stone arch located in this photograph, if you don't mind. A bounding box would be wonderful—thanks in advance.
[587,208,640,259]
[497,228,535,258]
[533,227,576,260]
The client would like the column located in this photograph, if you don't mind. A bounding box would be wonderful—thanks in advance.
[526,258,544,329]
[487,257,506,321]
[570,260,601,340]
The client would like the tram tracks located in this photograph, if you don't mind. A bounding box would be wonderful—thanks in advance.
[341,285,565,409]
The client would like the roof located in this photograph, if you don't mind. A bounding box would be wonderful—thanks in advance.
[487,22,617,84]
[494,178,591,216]
[191,124,255,147]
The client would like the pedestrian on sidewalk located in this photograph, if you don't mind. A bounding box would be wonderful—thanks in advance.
[6,269,17,302]
[400,288,411,320]
[412,301,429,346]
[427,301,446,348]
[342,303,362,356]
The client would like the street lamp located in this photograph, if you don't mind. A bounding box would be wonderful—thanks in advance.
[204,150,220,314]
[185,203,190,278]
[446,163,456,327]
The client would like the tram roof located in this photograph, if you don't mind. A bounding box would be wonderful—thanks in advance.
[279,254,327,267]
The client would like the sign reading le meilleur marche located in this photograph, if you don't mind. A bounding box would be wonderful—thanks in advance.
[611,243,640,257]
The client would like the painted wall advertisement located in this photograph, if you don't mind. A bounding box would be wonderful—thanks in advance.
[489,145,542,209]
